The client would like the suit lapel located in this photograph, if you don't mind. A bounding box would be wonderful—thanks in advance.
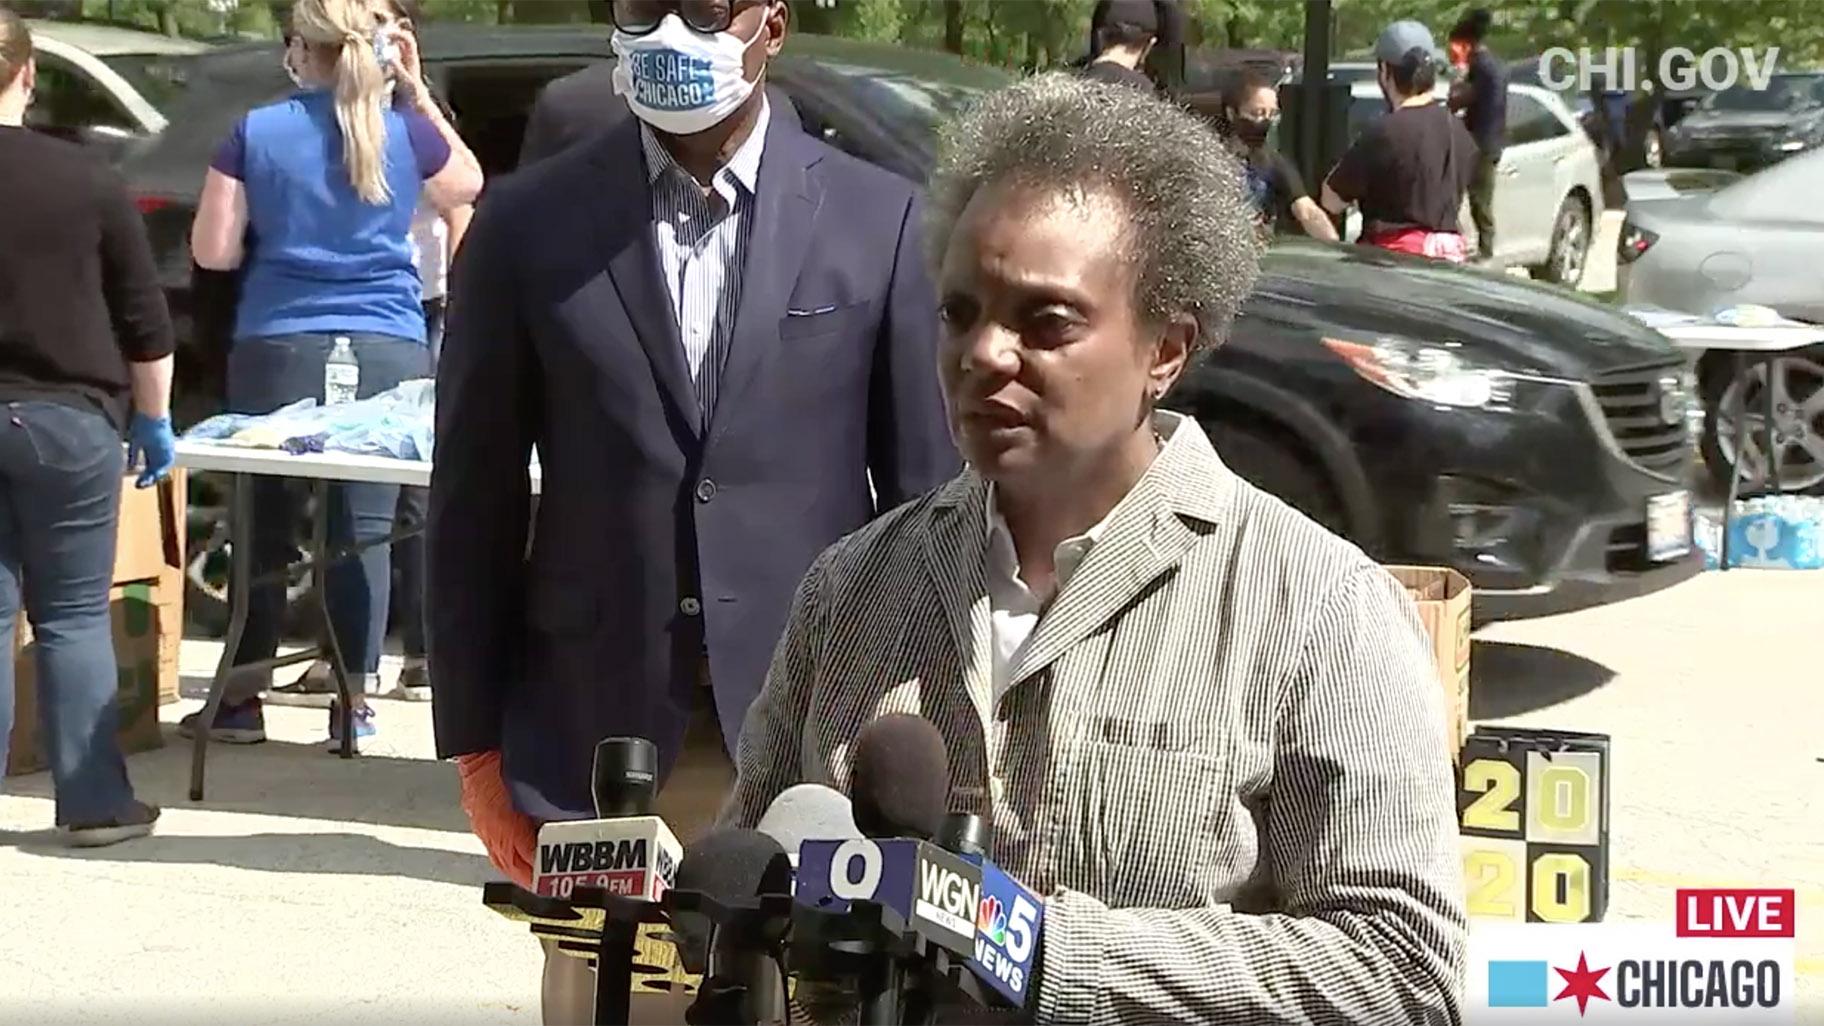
[585,121,699,437]
[1001,419,1234,691]
[705,119,819,447]
[921,474,995,727]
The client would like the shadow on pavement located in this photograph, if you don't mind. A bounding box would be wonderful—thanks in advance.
[1470,640,1616,719]
[2,734,473,836]
[0,829,494,888]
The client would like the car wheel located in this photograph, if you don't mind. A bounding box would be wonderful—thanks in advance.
[1699,348,1824,495]
[183,487,318,639]
[1204,420,1347,535]
[1644,127,1665,169]
[1535,195,1590,287]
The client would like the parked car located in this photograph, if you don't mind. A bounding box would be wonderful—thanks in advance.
[1332,80,1604,286]
[24,19,211,155]
[1511,55,1712,173]
[1618,148,1824,493]
[1662,71,1824,173]
[139,27,1698,623]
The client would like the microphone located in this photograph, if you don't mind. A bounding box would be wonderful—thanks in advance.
[532,737,683,903]
[757,783,860,869]
[928,797,1044,1007]
[848,714,948,840]
[667,829,795,1026]
[960,854,1045,1007]
[792,716,983,1024]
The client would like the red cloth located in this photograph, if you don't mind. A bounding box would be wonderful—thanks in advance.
[1362,226,1469,263]
[457,750,537,888]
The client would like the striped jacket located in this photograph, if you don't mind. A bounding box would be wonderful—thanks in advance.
[724,413,1467,1024]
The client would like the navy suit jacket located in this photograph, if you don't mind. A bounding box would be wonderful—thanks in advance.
[429,113,959,820]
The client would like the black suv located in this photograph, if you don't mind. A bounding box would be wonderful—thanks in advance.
[116,28,1701,622]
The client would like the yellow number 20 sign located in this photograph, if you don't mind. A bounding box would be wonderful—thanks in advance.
[1456,727,1610,924]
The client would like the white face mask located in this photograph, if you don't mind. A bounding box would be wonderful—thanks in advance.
[611,13,763,136]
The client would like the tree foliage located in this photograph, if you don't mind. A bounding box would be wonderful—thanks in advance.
[31,0,1824,72]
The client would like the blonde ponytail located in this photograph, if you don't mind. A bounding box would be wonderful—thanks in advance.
[291,0,392,205]
[333,33,391,204]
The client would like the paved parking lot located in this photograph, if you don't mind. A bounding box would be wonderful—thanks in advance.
[1,564,1816,1021]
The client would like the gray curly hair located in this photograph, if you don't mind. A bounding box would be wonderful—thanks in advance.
[925,73,1264,353]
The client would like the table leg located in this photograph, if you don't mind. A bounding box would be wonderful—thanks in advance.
[1765,354,1781,496]
[309,479,358,759]
[1722,352,1747,571]
[190,472,252,802]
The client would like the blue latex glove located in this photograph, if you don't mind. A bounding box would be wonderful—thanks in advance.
[127,413,176,489]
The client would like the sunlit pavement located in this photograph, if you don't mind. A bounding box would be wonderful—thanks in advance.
[2,565,1817,1021]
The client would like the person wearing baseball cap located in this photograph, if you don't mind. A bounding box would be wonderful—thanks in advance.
[1083,0,1160,92]
[1320,20,1479,262]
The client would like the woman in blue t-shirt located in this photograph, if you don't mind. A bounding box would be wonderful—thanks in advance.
[184,0,482,746]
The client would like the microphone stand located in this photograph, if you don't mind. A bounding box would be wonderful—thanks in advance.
[667,891,795,1026]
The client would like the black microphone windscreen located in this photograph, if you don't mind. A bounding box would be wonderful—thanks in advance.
[671,828,792,975]
[675,828,793,900]
[848,714,948,840]
[592,736,658,817]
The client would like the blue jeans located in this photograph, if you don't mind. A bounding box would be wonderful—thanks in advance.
[224,333,431,696]
[0,401,137,825]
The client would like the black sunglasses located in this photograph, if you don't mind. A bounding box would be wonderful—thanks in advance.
[611,0,768,36]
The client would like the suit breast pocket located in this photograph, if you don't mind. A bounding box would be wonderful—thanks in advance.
[779,301,871,341]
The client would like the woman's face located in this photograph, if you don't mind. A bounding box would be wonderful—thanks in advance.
[936,180,1189,488]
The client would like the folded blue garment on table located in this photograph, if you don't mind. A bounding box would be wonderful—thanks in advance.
[182,380,435,462]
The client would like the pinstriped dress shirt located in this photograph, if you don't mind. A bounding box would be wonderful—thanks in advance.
[640,100,770,425]
[725,412,1467,1024]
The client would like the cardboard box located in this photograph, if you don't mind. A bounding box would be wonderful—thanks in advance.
[1385,565,1472,758]
[7,579,166,777]
[112,469,184,586]
[115,468,186,706]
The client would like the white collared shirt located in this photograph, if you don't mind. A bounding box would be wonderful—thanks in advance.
[640,99,770,425]
[983,415,1180,704]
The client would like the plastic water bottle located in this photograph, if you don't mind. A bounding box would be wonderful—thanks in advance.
[325,337,359,406]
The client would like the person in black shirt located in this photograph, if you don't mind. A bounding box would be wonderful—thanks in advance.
[1082,0,1159,92]
[0,5,173,845]
[1223,68,1337,240]
[1322,20,1477,263]
[1447,7,1505,261]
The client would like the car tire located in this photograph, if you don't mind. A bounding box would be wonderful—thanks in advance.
[1533,195,1591,288]
[1204,420,1347,534]
[1698,347,1824,496]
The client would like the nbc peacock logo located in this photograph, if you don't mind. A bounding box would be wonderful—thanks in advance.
[977,896,1006,944]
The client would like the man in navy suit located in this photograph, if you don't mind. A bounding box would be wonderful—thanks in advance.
[430,0,954,863]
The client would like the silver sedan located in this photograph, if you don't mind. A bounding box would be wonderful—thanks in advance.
[1619,148,1824,491]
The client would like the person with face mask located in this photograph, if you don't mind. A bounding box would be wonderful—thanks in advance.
[514,3,802,166]
[1320,20,1478,263]
[182,0,483,749]
[427,1,957,1019]
[1223,68,1337,240]
[1081,0,1160,93]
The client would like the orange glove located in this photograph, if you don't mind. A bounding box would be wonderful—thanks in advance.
[456,750,537,889]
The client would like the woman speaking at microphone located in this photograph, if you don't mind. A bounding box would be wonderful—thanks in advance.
[723,74,1467,1024]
